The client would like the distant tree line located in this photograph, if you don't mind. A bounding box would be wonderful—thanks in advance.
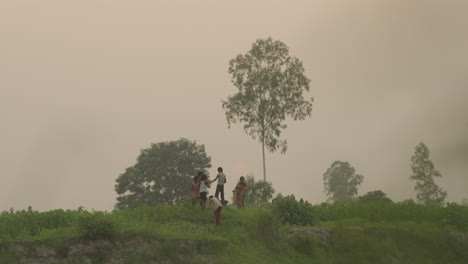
[114,137,449,208]
[321,142,446,205]
[113,37,451,209]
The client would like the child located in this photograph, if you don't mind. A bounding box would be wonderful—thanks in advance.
[214,167,227,202]
[199,172,216,209]
[208,195,223,225]
[233,176,248,209]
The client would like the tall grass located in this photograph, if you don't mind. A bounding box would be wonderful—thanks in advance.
[272,195,468,231]
[1,199,467,244]
[1,200,467,263]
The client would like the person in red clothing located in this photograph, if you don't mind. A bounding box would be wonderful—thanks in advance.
[208,195,223,225]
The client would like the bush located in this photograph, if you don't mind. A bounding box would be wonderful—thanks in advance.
[77,212,116,240]
[443,203,468,231]
[272,195,316,226]
[271,195,468,231]
[357,190,393,204]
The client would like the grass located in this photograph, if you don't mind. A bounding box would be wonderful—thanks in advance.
[0,200,467,263]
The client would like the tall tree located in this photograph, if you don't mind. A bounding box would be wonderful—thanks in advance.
[222,38,313,181]
[114,138,211,209]
[410,142,447,206]
[243,174,275,204]
[323,161,364,202]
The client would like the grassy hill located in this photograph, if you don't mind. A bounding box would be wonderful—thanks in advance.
[1,196,467,263]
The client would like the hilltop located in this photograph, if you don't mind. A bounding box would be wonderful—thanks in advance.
[1,197,467,264]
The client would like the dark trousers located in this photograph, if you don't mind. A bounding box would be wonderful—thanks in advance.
[215,185,224,201]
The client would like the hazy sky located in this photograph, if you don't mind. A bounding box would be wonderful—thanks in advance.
[1,0,467,211]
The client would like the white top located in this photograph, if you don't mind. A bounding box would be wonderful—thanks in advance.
[217,172,226,185]
[200,181,209,193]
[209,197,223,208]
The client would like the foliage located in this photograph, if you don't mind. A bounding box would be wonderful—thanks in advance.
[222,37,313,180]
[323,161,364,202]
[272,194,316,226]
[443,203,468,230]
[357,190,393,203]
[115,138,211,209]
[246,208,279,244]
[270,195,468,231]
[77,211,116,240]
[410,142,447,205]
[462,198,468,206]
[1,203,468,263]
[244,174,275,204]
[0,207,80,242]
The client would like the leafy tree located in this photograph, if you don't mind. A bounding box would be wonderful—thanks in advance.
[243,174,275,204]
[410,142,447,206]
[114,138,211,209]
[357,190,393,203]
[222,38,313,181]
[323,161,364,202]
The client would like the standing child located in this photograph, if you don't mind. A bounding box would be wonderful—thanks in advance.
[199,173,216,209]
[208,195,223,225]
[233,176,248,209]
[214,167,227,202]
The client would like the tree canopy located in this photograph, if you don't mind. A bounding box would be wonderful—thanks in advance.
[323,161,364,202]
[114,138,211,209]
[222,37,313,180]
[243,174,275,204]
[410,142,446,206]
[357,190,393,203]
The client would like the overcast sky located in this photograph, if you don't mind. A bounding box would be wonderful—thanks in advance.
[1,0,467,211]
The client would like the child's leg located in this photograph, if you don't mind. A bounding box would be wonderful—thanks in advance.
[220,185,225,201]
[200,192,207,208]
[215,185,221,199]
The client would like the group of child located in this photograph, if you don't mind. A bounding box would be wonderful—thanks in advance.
[191,167,248,225]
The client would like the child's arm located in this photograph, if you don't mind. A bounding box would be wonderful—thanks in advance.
[208,178,217,184]
[210,175,219,183]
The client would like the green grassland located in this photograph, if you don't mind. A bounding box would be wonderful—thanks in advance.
[1,197,467,264]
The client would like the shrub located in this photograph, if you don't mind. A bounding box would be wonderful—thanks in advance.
[272,195,315,226]
[443,203,468,231]
[357,190,393,204]
[77,212,116,240]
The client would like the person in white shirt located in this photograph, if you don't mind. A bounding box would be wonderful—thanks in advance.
[199,172,216,208]
[208,195,223,225]
[214,167,227,202]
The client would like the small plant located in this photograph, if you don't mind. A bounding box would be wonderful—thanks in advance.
[76,211,116,240]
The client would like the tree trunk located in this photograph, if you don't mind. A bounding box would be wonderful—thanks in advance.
[262,138,266,181]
